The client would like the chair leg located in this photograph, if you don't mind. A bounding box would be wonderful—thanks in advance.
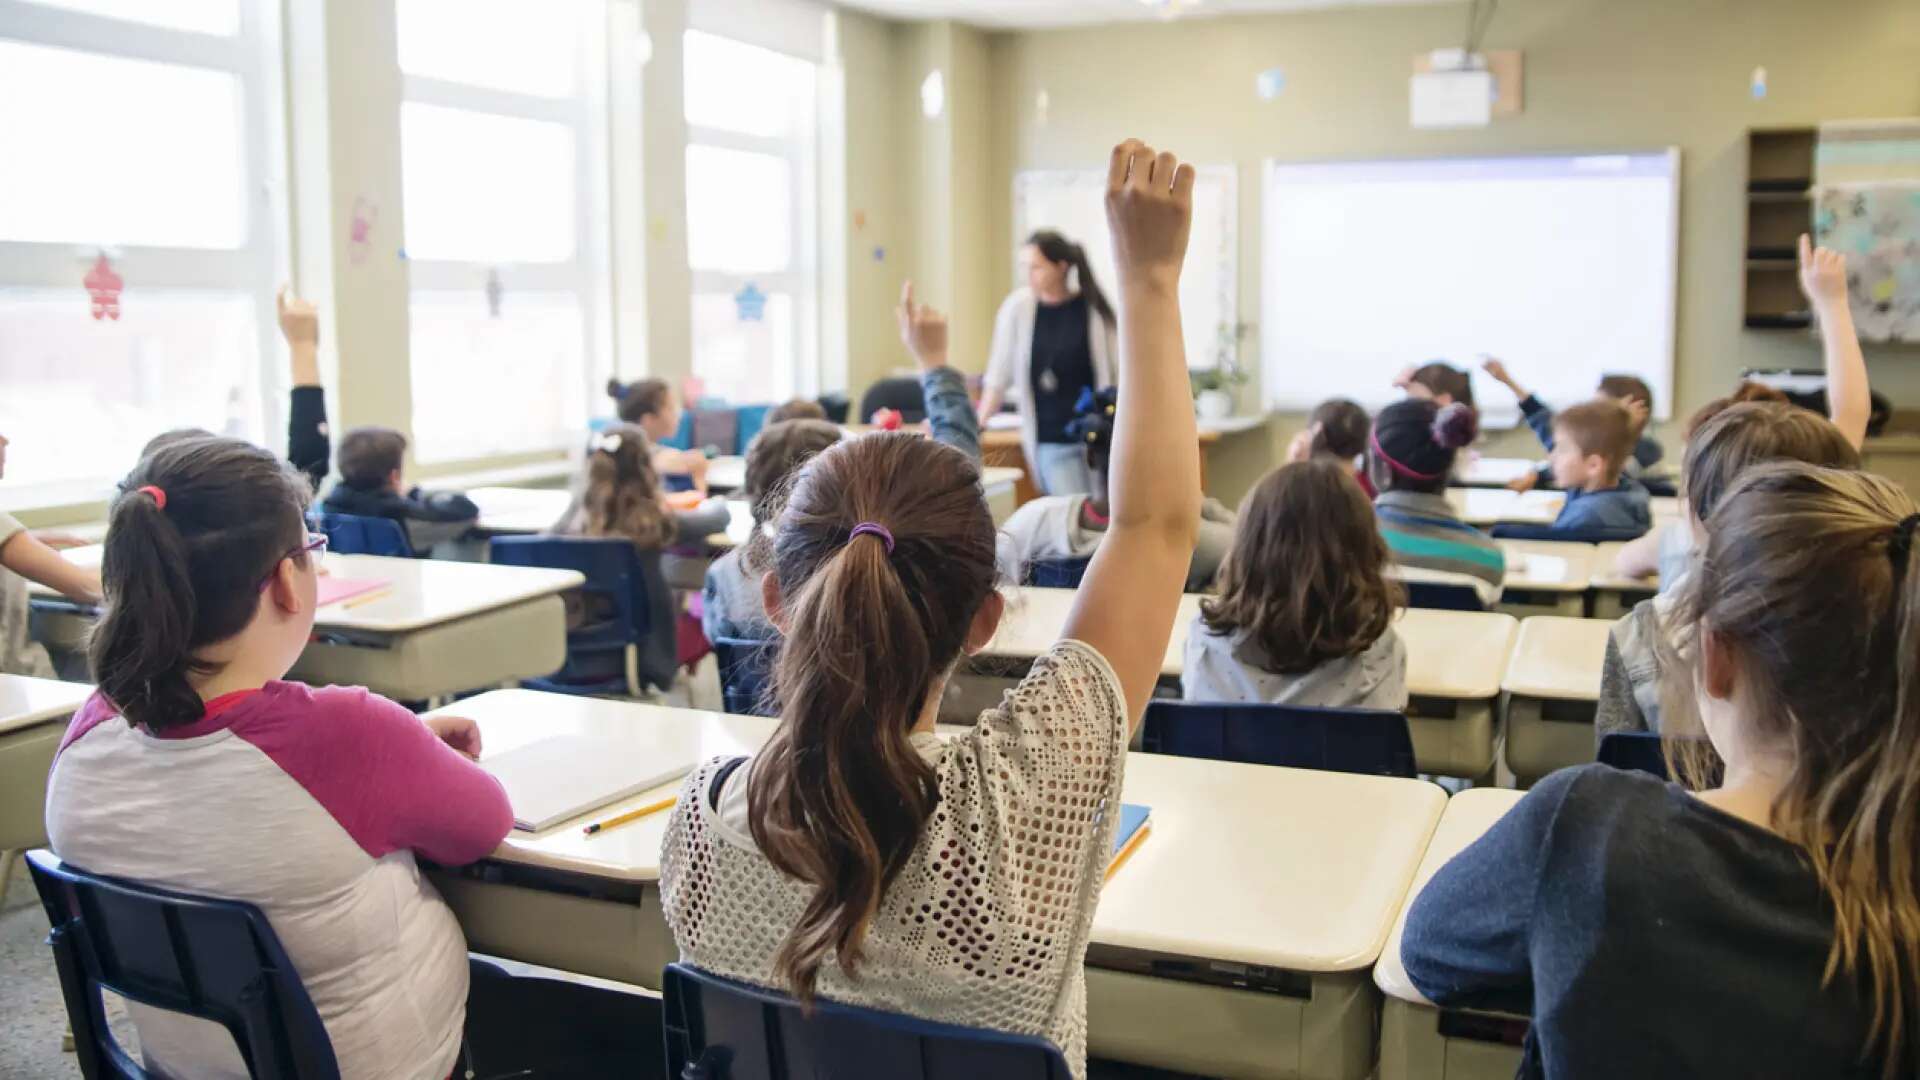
[625,644,641,700]
[0,848,17,906]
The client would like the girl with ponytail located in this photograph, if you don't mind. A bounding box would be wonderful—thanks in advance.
[663,138,1204,1079]
[1404,461,1920,1079]
[1367,397,1507,604]
[46,437,652,1078]
[980,229,1121,498]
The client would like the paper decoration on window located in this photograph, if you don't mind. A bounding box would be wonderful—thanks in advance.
[1255,68,1286,101]
[84,252,123,321]
[349,196,378,265]
[485,268,504,318]
[735,282,767,322]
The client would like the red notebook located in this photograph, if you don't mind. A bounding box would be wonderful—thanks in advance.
[315,576,389,608]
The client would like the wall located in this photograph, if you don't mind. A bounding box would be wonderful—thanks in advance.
[978,0,1920,477]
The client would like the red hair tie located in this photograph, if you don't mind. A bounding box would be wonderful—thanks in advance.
[135,485,167,510]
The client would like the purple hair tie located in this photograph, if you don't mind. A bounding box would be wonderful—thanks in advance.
[849,522,895,554]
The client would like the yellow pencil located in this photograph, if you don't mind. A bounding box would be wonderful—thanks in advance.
[582,795,677,837]
[340,588,392,609]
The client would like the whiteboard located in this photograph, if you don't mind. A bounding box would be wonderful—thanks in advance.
[1014,166,1237,372]
[1260,151,1679,426]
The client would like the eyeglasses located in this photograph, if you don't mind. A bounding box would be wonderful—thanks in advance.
[257,533,328,591]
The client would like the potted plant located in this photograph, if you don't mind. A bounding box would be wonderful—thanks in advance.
[1190,322,1251,420]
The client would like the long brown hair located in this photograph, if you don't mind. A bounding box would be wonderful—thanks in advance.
[746,432,997,1002]
[568,424,673,549]
[1027,229,1115,327]
[93,437,312,731]
[1202,459,1400,674]
[740,418,843,573]
[1659,463,1920,1075]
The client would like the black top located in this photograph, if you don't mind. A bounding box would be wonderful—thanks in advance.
[1029,296,1095,444]
[288,385,331,493]
[1402,765,1903,1080]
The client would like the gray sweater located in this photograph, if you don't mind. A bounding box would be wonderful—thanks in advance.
[1181,615,1407,711]
[995,494,1236,592]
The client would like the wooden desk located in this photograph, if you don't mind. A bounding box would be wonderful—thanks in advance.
[425,689,1446,1080]
[1375,789,1527,1080]
[31,548,582,701]
[979,588,1201,678]
[1496,540,1595,617]
[0,676,93,876]
[1501,617,1611,787]
[463,486,572,536]
[984,426,1230,506]
[704,465,1025,551]
[1445,488,1564,527]
[706,455,746,493]
[1588,540,1662,620]
[1457,456,1538,488]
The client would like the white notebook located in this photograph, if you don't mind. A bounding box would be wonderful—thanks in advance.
[483,734,700,832]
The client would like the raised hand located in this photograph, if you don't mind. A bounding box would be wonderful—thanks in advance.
[1480,357,1515,389]
[277,285,320,348]
[896,280,949,371]
[1798,233,1849,311]
[1105,139,1195,295]
[1286,424,1319,464]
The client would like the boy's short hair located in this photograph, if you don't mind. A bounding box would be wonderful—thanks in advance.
[767,398,827,425]
[1597,374,1653,409]
[337,427,408,489]
[1409,362,1474,408]
[1683,401,1860,522]
[1552,400,1634,479]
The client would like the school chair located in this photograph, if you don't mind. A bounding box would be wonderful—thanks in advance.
[1024,557,1092,589]
[817,392,851,425]
[1140,701,1418,779]
[734,404,773,452]
[662,963,1071,1080]
[1487,523,1649,544]
[310,512,411,557]
[26,850,341,1079]
[1402,580,1490,612]
[858,377,928,425]
[490,537,678,698]
[691,407,742,458]
[712,637,779,717]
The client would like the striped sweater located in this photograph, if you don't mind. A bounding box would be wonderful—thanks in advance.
[1374,490,1508,596]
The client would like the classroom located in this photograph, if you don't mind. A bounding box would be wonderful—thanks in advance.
[3,0,1919,1077]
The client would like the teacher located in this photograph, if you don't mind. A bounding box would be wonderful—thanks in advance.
[978,230,1118,496]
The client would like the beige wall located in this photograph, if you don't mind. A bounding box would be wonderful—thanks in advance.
[940,0,1920,474]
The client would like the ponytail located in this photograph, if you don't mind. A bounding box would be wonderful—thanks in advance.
[1027,230,1114,328]
[90,437,311,732]
[574,424,672,548]
[746,432,998,1002]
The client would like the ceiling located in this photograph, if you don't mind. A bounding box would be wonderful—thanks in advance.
[833,0,1454,30]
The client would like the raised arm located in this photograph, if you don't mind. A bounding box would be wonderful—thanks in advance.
[1061,140,1202,730]
[279,287,331,491]
[1800,235,1869,450]
[898,281,981,461]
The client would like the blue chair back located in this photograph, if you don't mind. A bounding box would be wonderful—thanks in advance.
[1141,701,1417,778]
[858,377,928,424]
[1403,580,1489,612]
[1489,522,1650,543]
[26,850,340,1080]
[311,512,410,557]
[734,405,773,453]
[713,637,779,717]
[663,963,1071,1080]
[817,393,851,425]
[491,537,664,696]
[1025,557,1092,589]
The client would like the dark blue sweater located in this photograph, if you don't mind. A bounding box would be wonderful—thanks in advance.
[1403,765,1904,1079]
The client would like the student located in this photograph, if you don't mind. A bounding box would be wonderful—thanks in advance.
[661,138,1202,1079]
[608,376,710,492]
[1534,399,1651,537]
[555,423,732,550]
[44,437,655,1079]
[1287,397,1373,493]
[704,283,980,644]
[766,398,827,425]
[996,385,1234,592]
[0,433,102,677]
[1367,399,1507,604]
[320,427,479,554]
[1405,462,1920,1079]
[1394,361,1474,409]
[1480,360,1663,488]
[1183,459,1405,709]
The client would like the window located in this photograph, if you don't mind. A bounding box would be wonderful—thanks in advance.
[0,2,282,509]
[396,0,609,464]
[683,30,817,405]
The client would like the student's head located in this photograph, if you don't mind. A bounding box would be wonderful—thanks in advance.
[1309,398,1370,462]
[1682,381,1792,441]
[579,424,672,549]
[1023,229,1115,326]
[1682,401,1859,540]
[1661,462,1920,1071]
[1404,362,1474,409]
[606,377,680,441]
[141,427,215,459]
[1547,399,1633,491]
[766,398,828,425]
[1367,399,1479,496]
[337,426,408,493]
[1065,386,1118,504]
[91,438,316,732]
[740,418,845,569]
[745,432,1002,1002]
[1597,374,1654,437]
[1204,460,1398,675]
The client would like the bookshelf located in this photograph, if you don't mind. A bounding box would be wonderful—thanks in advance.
[1742,128,1815,330]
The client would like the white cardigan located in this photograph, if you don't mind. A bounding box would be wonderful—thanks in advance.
[983,287,1117,474]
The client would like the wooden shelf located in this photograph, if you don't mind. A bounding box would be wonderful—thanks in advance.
[1742,128,1816,332]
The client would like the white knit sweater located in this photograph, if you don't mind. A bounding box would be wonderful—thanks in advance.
[660,641,1129,1078]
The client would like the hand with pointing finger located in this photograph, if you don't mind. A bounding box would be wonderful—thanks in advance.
[896,280,949,372]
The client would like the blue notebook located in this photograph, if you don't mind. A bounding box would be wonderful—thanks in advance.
[1107,803,1152,878]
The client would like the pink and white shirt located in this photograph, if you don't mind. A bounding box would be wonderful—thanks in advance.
[45,681,513,1080]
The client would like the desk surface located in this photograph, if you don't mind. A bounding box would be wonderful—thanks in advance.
[445,688,1445,973]
[1458,456,1538,487]
[1497,540,1596,593]
[706,457,1020,498]
[1374,788,1525,1004]
[980,588,1200,678]
[35,548,582,634]
[1446,488,1565,527]
[1589,541,1662,593]
[1502,616,1612,701]
[0,675,93,736]
[1650,496,1681,523]
[465,486,572,535]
